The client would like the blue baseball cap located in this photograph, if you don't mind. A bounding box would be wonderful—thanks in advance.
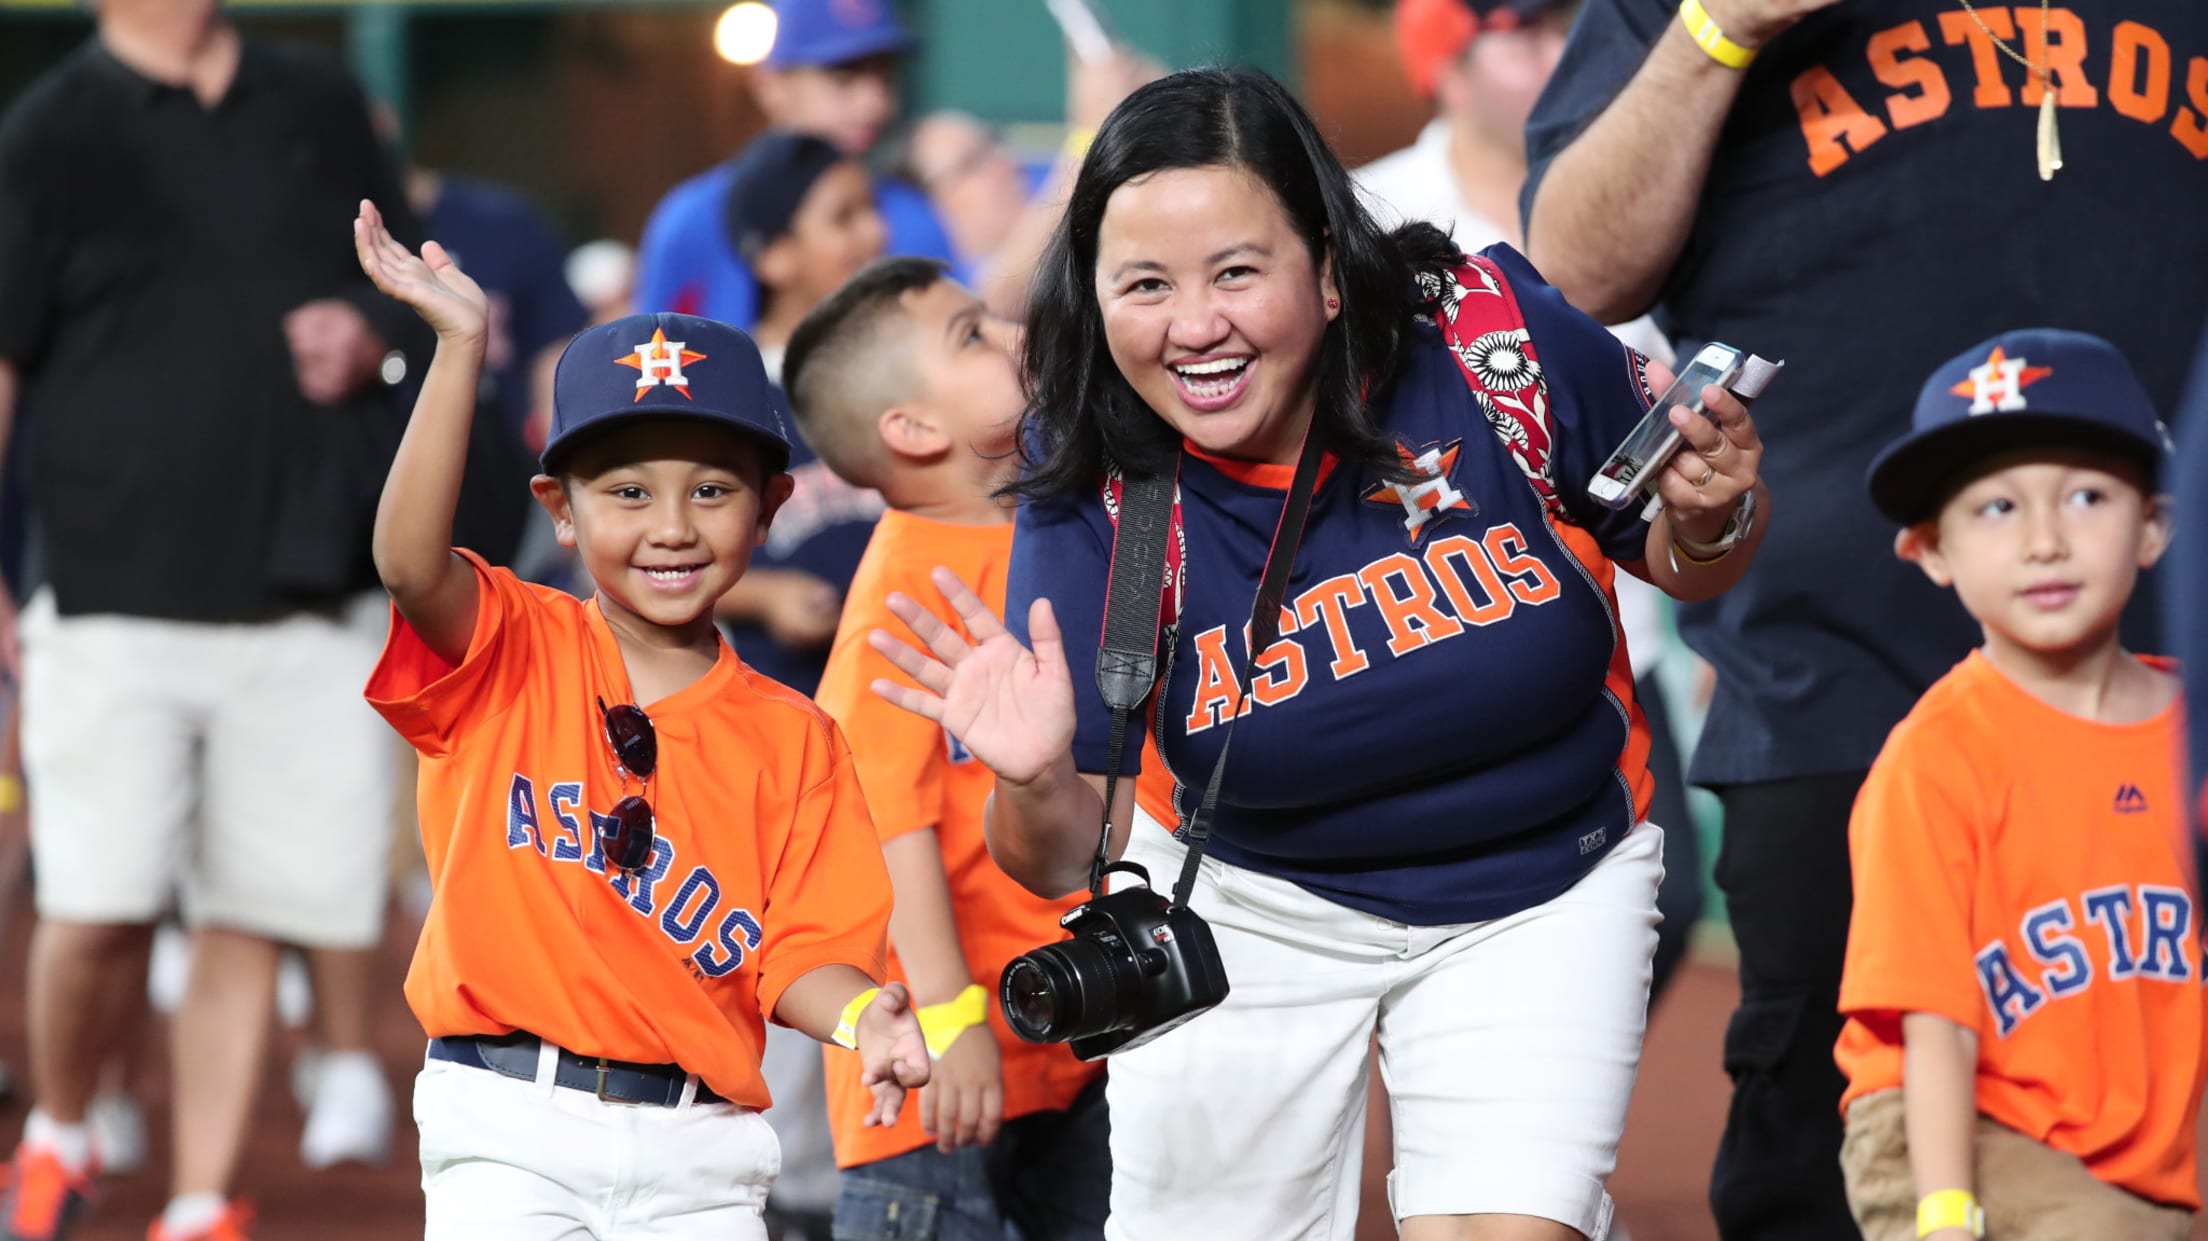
[766,0,914,69]
[542,312,793,475]
[1867,328,2173,524]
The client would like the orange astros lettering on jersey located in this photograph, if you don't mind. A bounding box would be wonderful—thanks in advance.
[1182,528,1566,737]
[1792,12,2208,175]
[365,552,891,1111]
[1836,652,2205,1208]
[812,511,1103,1169]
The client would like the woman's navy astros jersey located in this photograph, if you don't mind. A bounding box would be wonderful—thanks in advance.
[1009,246,1664,927]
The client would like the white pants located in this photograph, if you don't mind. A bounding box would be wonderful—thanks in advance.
[20,590,395,947]
[415,1052,780,1240]
[1104,817,1663,1241]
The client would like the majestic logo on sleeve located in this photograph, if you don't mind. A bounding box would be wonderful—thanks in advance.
[1365,439,1475,544]
[617,327,707,402]
[1951,345,2052,414]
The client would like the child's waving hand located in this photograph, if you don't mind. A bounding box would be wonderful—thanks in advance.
[353,199,489,344]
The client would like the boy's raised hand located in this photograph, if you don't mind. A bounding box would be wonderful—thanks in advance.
[856,983,932,1128]
[353,199,488,345]
[868,568,1078,788]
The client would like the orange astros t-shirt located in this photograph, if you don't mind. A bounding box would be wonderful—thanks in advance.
[813,510,1103,1168]
[366,551,892,1109]
[1837,651,2204,1207]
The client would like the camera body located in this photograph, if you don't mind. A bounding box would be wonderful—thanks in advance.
[999,863,1230,1062]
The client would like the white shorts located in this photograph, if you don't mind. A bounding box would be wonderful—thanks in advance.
[414,1052,779,1241]
[20,589,396,947]
[1104,816,1663,1241]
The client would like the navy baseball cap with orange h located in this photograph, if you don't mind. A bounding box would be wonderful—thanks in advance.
[541,312,793,476]
[1866,328,2174,525]
[766,0,915,69]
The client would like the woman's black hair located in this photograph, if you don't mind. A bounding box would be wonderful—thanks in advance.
[1015,65,1460,501]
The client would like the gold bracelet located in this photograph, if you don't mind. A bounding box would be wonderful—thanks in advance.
[832,986,881,1051]
[917,984,990,1058]
[1679,0,1758,69]
[0,774,23,814]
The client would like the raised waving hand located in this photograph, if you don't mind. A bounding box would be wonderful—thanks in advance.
[868,568,1077,787]
[353,198,488,345]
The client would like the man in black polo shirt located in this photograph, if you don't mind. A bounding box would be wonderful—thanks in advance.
[1520,1,2208,1237]
[0,2,426,1238]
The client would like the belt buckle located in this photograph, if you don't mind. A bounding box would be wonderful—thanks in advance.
[595,1058,613,1104]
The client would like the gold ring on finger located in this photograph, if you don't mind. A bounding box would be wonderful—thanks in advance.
[1695,465,1716,488]
[1701,438,1731,460]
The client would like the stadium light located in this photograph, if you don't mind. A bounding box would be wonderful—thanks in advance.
[715,3,777,66]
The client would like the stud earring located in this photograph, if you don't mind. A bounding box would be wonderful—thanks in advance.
[1326,298,1339,309]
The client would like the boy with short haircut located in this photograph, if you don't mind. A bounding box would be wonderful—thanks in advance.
[1836,329,2200,1241]
[350,201,928,1240]
[788,257,1111,1240]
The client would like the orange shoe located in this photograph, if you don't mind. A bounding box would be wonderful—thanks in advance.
[0,1144,97,1241]
[144,1200,252,1241]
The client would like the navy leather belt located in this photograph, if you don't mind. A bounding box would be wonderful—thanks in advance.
[429,1032,726,1108]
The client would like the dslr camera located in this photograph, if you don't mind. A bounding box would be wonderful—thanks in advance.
[999,861,1229,1061]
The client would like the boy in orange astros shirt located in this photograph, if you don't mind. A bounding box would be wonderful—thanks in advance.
[349,202,929,1241]
[786,257,1110,1238]
[1837,329,2199,1241]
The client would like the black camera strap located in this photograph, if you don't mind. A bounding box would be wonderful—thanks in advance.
[1091,425,1328,910]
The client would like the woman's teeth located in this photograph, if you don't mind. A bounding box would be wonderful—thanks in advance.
[1174,358,1249,397]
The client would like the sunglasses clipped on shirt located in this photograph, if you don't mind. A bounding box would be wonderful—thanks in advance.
[597,697,658,872]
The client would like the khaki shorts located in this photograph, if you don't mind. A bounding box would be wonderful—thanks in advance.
[20,590,396,948]
[1841,1088,2192,1241]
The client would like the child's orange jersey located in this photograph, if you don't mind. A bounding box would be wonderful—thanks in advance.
[813,510,1104,1168]
[366,552,891,1109]
[1836,651,2203,1207]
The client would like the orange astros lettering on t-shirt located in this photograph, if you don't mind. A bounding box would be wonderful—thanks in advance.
[365,552,891,1110]
[812,511,1103,1169]
[1836,652,2205,1208]
[1793,11,2208,175]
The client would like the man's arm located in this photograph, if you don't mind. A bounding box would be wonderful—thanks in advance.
[1522,0,1842,322]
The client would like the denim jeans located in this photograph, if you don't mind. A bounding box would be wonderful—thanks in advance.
[832,1077,1109,1241]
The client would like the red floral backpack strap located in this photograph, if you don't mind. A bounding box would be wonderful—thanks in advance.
[1102,466,1186,635]
[1420,254,1567,525]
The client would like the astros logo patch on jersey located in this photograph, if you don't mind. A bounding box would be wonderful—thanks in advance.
[1950,345,2052,414]
[1365,439,1475,544]
[617,327,707,401]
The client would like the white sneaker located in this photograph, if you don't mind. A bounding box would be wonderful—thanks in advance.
[86,1091,148,1175]
[297,1051,393,1169]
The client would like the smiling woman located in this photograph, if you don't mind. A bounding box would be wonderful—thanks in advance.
[866,65,1773,1241]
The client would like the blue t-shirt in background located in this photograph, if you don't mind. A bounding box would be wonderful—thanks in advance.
[634,161,953,326]
[1523,0,2208,786]
[426,174,589,436]
[1008,246,1658,927]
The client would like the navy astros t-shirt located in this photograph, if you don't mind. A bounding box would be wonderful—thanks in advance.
[1009,247,1661,927]
[1524,0,2208,785]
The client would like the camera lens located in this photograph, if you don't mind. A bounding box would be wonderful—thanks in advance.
[1000,937,1139,1044]
[1003,958,1061,1036]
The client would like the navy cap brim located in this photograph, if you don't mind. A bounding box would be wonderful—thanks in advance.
[764,24,914,69]
[1866,413,2164,526]
[540,408,793,477]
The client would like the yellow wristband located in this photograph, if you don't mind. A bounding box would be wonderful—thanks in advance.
[0,774,23,814]
[1063,127,1097,163]
[1678,0,1758,69]
[833,986,880,1051]
[917,984,990,1058]
[1916,1189,1984,1239]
